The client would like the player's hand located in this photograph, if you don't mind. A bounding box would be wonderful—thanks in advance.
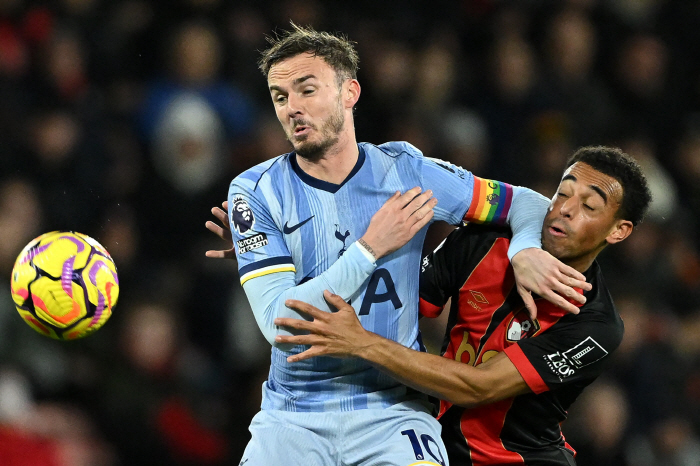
[360,187,437,259]
[205,201,236,259]
[275,290,375,362]
[511,248,592,318]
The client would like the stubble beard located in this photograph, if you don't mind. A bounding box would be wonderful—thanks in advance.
[290,102,345,163]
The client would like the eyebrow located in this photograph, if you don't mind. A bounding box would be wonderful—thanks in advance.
[562,174,608,203]
[269,74,317,92]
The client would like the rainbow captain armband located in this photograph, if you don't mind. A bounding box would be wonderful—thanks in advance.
[463,177,513,224]
[239,256,296,285]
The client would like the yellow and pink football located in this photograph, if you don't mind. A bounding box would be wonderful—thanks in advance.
[10,231,119,340]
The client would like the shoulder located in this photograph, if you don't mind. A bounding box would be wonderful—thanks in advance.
[443,223,512,252]
[581,263,619,321]
[433,223,512,269]
[459,223,512,240]
[584,264,623,328]
[230,153,291,193]
[363,141,424,160]
[558,264,624,343]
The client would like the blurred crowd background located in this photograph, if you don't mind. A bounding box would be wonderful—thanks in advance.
[0,0,699,464]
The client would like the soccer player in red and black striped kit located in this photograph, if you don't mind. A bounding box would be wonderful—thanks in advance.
[276,146,652,466]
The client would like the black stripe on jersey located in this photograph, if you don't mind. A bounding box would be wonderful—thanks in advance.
[439,407,474,466]
[438,225,512,355]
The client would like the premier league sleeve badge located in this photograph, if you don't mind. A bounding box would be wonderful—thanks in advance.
[231,195,256,235]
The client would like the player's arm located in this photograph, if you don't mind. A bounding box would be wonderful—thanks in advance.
[276,291,529,408]
[215,183,436,350]
[420,155,591,317]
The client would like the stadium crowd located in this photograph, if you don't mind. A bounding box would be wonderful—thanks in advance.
[0,0,699,464]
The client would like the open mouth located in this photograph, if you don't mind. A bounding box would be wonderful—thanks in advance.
[293,125,310,136]
[548,225,567,237]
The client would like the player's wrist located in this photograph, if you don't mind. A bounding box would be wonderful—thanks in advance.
[355,331,384,361]
[358,237,381,260]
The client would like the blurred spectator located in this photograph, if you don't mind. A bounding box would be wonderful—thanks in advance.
[0,368,115,466]
[97,301,230,465]
[0,178,43,276]
[25,109,107,233]
[477,32,546,184]
[138,20,256,195]
[566,381,630,466]
[626,417,700,466]
[611,33,680,151]
[135,20,257,262]
[542,8,615,146]
[620,136,679,223]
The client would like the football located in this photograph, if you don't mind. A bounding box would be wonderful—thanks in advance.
[10,231,119,340]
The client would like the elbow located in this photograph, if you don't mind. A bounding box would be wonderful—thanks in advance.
[452,387,492,409]
[259,325,290,351]
[272,341,296,352]
[266,326,297,352]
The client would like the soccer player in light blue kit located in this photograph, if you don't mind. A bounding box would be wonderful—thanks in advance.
[206,23,591,466]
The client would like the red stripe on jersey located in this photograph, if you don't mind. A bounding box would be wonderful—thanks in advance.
[439,237,512,420]
[452,238,513,345]
[419,297,444,318]
[504,344,549,394]
[460,399,525,465]
[562,433,577,457]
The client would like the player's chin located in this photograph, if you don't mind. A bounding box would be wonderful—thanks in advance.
[541,235,565,256]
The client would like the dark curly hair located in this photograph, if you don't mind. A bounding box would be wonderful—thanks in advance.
[258,22,359,86]
[566,146,652,226]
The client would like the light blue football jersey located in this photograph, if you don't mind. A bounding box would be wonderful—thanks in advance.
[229,141,525,412]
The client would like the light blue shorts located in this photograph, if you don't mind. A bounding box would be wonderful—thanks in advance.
[239,401,448,466]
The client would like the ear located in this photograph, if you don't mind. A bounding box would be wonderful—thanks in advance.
[343,79,361,109]
[605,219,633,245]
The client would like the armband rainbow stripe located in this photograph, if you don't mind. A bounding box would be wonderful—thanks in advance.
[463,177,513,224]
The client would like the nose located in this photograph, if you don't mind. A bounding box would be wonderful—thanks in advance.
[286,94,303,118]
[559,196,576,218]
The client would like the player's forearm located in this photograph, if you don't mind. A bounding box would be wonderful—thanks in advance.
[244,242,376,349]
[506,187,550,259]
[358,333,498,408]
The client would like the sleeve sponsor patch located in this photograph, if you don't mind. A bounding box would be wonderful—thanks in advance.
[231,195,255,235]
[428,157,467,180]
[543,336,608,381]
[236,233,268,254]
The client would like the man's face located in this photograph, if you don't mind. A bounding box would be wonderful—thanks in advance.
[267,53,347,161]
[542,162,630,270]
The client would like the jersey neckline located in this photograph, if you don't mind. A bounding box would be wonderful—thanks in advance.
[289,144,366,193]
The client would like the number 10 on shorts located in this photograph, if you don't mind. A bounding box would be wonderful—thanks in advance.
[401,429,446,465]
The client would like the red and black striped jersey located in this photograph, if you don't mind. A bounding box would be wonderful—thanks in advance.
[419,224,624,466]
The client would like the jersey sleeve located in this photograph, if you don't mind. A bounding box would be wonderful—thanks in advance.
[242,241,376,351]
[415,147,550,258]
[228,176,377,350]
[504,309,624,394]
[229,179,294,284]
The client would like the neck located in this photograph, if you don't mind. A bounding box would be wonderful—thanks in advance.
[562,246,605,274]
[566,257,595,274]
[296,129,358,185]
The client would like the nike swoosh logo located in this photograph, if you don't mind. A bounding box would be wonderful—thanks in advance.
[283,215,315,234]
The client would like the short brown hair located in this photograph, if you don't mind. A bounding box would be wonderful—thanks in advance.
[258,22,359,85]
